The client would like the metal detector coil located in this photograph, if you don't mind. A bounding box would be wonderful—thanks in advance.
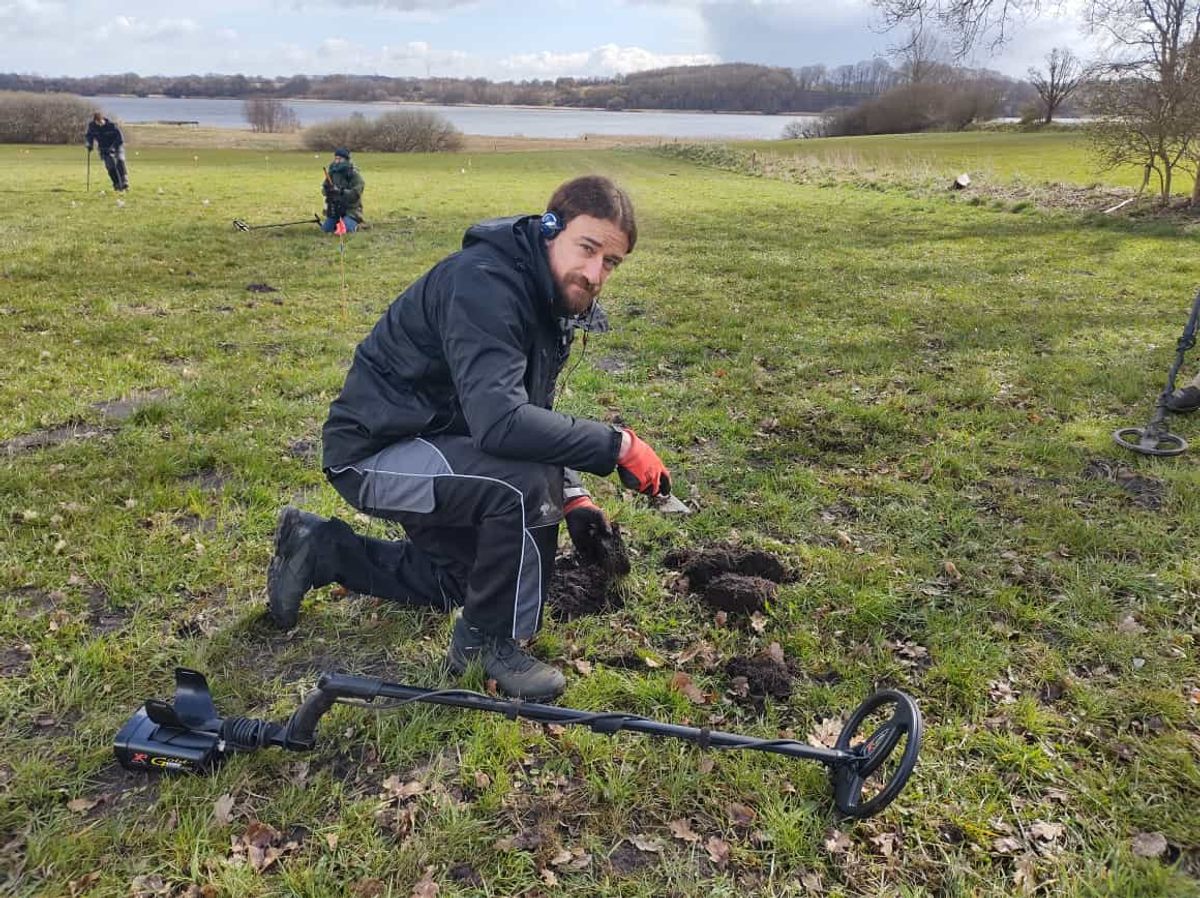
[115,668,922,819]
[1113,287,1200,457]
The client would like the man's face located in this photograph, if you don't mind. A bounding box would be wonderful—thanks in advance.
[546,214,629,316]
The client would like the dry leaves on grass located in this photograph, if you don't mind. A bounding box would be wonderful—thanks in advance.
[823,830,852,854]
[728,802,756,827]
[1013,855,1038,894]
[808,716,843,749]
[669,818,702,843]
[669,671,708,704]
[628,835,665,853]
[1131,831,1169,858]
[1029,820,1064,844]
[411,866,439,897]
[229,820,301,873]
[549,847,592,870]
[705,836,731,868]
[212,793,236,825]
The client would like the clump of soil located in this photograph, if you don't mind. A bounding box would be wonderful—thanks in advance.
[664,543,789,615]
[546,525,630,619]
[726,651,795,700]
[663,544,789,591]
[703,573,777,614]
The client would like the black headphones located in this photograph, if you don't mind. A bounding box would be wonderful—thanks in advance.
[540,210,563,240]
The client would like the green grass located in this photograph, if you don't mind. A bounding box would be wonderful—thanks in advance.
[2,134,1199,897]
[733,130,1193,193]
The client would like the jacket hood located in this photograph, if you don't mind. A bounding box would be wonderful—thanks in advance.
[463,215,556,316]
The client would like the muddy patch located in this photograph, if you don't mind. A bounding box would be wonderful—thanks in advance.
[86,588,131,635]
[607,840,658,876]
[182,467,230,493]
[1,389,169,455]
[593,355,629,374]
[1082,458,1165,510]
[246,282,279,293]
[726,649,796,701]
[0,644,33,678]
[6,587,61,619]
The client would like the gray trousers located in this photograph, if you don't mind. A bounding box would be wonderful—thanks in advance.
[102,146,128,189]
[325,435,563,639]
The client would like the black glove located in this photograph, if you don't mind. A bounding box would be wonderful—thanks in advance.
[565,496,630,576]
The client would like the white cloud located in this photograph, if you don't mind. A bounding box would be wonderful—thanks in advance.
[0,0,67,38]
[98,15,201,41]
[498,43,720,79]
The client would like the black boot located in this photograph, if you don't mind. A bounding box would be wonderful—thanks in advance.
[446,613,565,701]
[266,506,329,629]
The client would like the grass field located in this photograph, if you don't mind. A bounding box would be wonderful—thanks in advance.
[2,132,1199,897]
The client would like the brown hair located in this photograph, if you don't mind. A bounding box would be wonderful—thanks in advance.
[546,175,637,253]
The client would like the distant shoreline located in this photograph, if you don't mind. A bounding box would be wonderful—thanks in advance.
[85,94,823,118]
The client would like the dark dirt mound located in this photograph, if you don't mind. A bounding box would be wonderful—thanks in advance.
[546,555,626,620]
[726,651,794,700]
[246,282,279,293]
[663,544,789,591]
[702,573,777,614]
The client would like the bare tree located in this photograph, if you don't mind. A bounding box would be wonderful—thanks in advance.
[243,97,300,133]
[1087,0,1200,203]
[894,26,955,82]
[1028,47,1089,122]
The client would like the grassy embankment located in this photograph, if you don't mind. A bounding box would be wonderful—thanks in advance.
[1,132,1199,897]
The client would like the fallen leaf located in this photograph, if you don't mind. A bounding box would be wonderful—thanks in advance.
[808,717,843,749]
[823,830,852,854]
[669,818,702,843]
[1029,820,1063,842]
[992,836,1022,854]
[213,793,236,825]
[942,560,962,581]
[540,868,558,886]
[1013,854,1037,894]
[325,833,339,850]
[714,610,728,627]
[1116,614,1145,635]
[766,642,785,664]
[629,835,664,853]
[869,831,899,858]
[411,866,439,898]
[749,611,768,633]
[68,871,101,896]
[571,658,593,675]
[705,836,730,868]
[129,874,170,897]
[473,770,491,789]
[549,849,573,866]
[66,797,100,814]
[382,777,425,801]
[728,802,757,827]
[669,671,707,704]
[1131,831,1168,859]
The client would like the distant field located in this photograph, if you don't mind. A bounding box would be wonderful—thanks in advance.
[736,130,1187,192]
[1,136,1198,897]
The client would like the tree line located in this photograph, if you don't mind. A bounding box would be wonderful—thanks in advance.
[0,62,1044,115]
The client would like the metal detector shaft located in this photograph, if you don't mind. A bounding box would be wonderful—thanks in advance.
[312,673,858,765]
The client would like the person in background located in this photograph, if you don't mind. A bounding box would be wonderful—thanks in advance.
[266,175,671,701]
[85,112,128,192]
[321,147,365,233]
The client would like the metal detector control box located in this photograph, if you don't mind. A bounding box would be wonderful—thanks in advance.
[113,706,221,773]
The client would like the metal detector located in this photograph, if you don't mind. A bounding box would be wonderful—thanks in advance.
[1113,286,1200,456]
[233,214,321,232]
[115,668,922,819]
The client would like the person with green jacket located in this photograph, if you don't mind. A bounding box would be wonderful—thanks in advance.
[321,147,365,233]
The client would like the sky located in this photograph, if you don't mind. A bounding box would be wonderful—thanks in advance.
[1,0,1100,81]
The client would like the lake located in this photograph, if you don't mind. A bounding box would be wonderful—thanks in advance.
[83,95,815,141]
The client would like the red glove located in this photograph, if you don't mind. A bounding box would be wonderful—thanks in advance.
[616,428,671,497]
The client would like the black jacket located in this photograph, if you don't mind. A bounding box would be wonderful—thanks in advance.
[322,215,622,476]
[85,120,123,153]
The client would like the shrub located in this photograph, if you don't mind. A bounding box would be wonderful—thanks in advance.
[0,91,96,144]
[302,109,463,153]
[817,81,1002,137]
[244,97,299,133]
